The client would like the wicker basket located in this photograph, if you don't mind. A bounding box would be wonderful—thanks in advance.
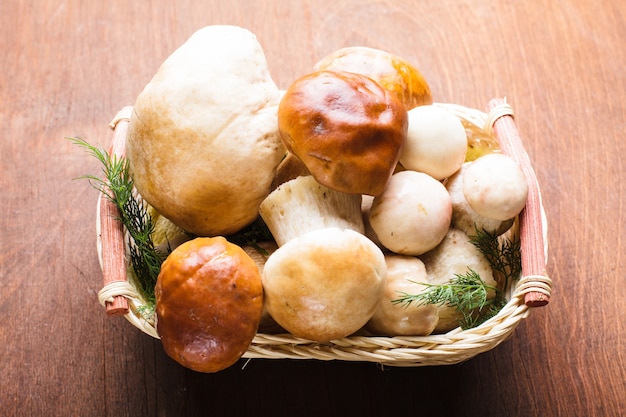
[96,99,552,367]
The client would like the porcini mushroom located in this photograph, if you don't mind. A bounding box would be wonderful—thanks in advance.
[369,170,452,255]
[126,25,285,236]
[259,175,364,246]
[155,237,264,373]
[313,46,433,110]
[446,163,514,237]
[462,153,529,221]
[399,104,468,180]
[277,70,408,196]
[366,254,439,336]
[262,227,387,342]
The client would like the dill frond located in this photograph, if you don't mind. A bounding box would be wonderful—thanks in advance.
[391,226,522,330]
[69,137,165,307]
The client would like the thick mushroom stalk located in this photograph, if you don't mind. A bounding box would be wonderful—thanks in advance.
[259,175,364,247]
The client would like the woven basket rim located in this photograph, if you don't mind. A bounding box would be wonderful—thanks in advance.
[96,101,551,367]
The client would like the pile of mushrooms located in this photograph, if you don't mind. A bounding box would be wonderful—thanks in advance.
[260,61,530,338]
[122,26,530,371]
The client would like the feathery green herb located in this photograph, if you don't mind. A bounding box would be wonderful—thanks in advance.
[391,227,522,330]
[70,137,277,310]
[468,226,521,294]
[69,137,165,307]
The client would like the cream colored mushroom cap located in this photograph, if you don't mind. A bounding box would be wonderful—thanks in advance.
[262,227,387,342]
[126,25,285,236]
[400,105,467,180]
[463,153,529,221]
[369,170,452,256]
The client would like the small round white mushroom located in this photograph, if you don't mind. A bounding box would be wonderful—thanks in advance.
[399,105,467,180]
[419,228,497,333]
[446,162,514,236]
[262,227,387,342]
[463,153,529,221]
[259,175,364,246]
[369,170,452,256]
[366,254,439,336]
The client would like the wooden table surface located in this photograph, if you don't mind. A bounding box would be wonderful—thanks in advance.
[1,0,625,416]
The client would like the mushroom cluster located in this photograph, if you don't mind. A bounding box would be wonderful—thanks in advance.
[124,25,530,372]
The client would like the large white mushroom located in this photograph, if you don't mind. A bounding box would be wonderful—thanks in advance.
[369,170,452,255]
[258,175,386,341]
[125,25,285,236]
[262,227,387,342]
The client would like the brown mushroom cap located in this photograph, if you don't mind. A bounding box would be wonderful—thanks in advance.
[314,46,433,110]
[262,227,387,342]
[278,70,408,196]
[155,237,263,373]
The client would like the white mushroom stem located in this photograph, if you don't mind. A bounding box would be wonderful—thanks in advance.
[259,175,364,246]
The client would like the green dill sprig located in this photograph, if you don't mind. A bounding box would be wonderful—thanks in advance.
[69,137,164,306]
[392,269,501,329]
[391,226,522,330]
[469,226,521,295]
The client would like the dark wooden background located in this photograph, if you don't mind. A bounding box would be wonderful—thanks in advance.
[1,0,624,416]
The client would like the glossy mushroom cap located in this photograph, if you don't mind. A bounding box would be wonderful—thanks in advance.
[155,237,263,373]
[278,70,408,196]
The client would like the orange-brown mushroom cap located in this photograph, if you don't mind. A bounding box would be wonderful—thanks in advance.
[314,46,433,111]
[278,70,408,197]
[155,237,263,373]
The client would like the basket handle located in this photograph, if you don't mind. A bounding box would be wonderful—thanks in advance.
[98,106,133,316]
[486,98,552,307]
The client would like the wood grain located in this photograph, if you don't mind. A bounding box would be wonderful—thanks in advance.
[1,0,624,415]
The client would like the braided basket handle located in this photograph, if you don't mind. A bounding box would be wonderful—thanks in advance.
[486,98,551,307]
[97,106,134,316]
